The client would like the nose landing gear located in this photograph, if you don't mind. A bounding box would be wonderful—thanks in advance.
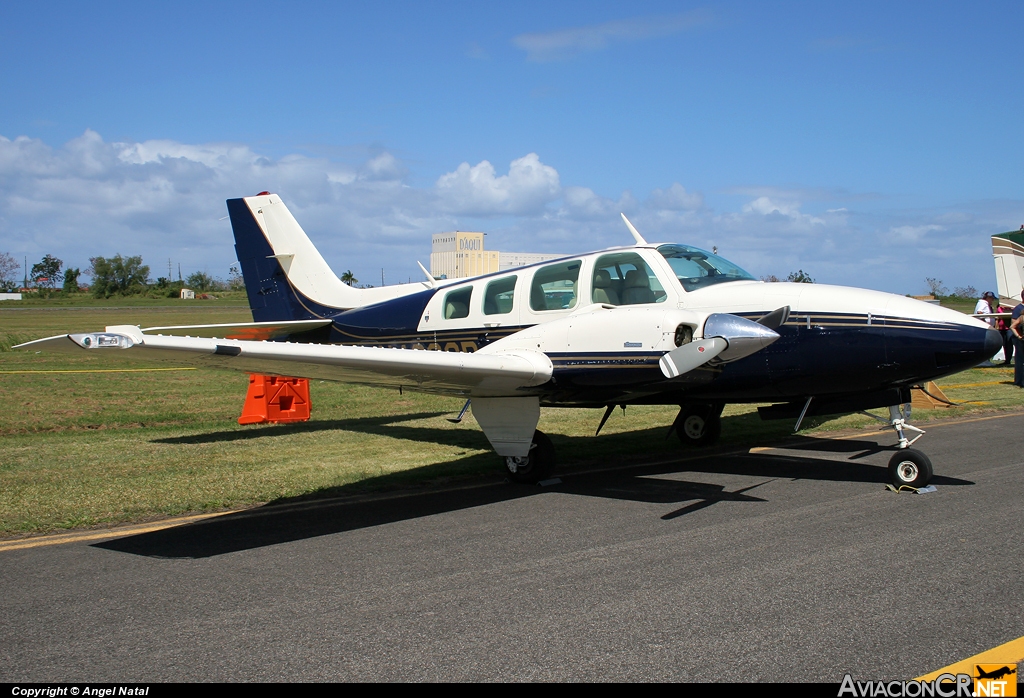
[888,449,933,488]
[862,403,933,489]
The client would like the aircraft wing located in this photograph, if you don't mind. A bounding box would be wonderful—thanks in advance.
[16,327,553,396]
[140,319,332,340]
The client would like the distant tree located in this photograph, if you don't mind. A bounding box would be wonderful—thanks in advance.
[31,254,63,288]
[786,269,815,283]
[952,285,979,299]
[89,255,150,297]
[185,271,215,292]
[925,277,947,297]
[0,252,18,290]
[62,268,81,294]
[340,270,358,286]
[760,274,782,282]
[227,264,246,291]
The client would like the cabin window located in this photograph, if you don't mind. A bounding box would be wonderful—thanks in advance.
[591,252,667,306]
[483,276,517,315]
[443,287,472,319]
[530,260,581,311]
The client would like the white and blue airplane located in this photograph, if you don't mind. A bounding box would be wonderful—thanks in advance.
[19,192,1001,488]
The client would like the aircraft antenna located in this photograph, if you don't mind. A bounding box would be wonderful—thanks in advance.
[416,261,436,288]
[620,213,648,246]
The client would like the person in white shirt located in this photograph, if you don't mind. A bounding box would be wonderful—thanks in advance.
[975,291,997,327]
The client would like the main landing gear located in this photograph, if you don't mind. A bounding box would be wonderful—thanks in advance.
[671,403,724,447]
[503,430,555,484]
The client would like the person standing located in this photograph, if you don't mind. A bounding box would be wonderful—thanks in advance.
[975,291,996,323]
[997,300,1015,366]
[1012,291,1024,387]
[976,291,999,362]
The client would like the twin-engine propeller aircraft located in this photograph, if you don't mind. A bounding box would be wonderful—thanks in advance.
[19,193,1001,488]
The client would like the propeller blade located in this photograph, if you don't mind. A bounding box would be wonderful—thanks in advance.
[659,337,728,378]
[756,305,790,330]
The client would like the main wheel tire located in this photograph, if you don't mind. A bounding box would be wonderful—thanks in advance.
[503,430,555,484]
[888,449,933,488]
[676,406,722,447]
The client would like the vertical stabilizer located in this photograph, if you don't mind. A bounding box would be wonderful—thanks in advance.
[229,194,362,320]
[992,231,1024,303]
[227,193,431,322]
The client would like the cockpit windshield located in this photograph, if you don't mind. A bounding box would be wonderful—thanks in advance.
[657,244,755,292]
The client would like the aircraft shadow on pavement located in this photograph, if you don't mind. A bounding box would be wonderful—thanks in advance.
[94,445,971,560]
[151,411,454,446]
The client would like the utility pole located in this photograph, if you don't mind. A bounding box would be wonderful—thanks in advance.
[178,263,182,282]
[23,256,27,289]
[381,268,385,286]
[168,258,172,279]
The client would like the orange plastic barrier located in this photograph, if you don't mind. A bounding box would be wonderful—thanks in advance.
[238,374,311,424]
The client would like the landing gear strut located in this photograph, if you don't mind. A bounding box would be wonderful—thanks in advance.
[861,403,933,488]
[672,403,723,447]
[503,429,555,484]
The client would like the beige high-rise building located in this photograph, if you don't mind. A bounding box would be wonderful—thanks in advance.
[430,232,500,279]
[430,231,562,279]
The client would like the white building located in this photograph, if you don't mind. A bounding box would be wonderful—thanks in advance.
[498,252,564,271]
[430,232,562,279]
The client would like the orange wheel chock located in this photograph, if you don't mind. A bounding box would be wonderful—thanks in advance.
[238,374,311,425]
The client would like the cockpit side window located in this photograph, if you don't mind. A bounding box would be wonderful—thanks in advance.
[483,276,516,315]
[530,260,581,311]
[657,244,755,292]
[591,252,666,305]
[443,286,472,319]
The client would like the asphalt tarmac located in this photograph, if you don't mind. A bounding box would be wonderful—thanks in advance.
[2,414,1023,682]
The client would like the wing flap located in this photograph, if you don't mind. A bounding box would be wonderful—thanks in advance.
[140,319,332,340]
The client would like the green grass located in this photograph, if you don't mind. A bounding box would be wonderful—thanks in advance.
[0,300,253,352]
[1,297,1022,537]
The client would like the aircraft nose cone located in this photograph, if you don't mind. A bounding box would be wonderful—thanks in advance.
[985,328,1003,357]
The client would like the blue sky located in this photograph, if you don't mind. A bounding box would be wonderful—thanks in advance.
[1,1,1022,293]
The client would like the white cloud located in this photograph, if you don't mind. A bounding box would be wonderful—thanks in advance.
[647,182,703,211]
[512,10,712,62]
[889,224,943,242]
[740,196,824,227]
[0,130,1017,295]
[435,153,561,216]
[359,152,407,182]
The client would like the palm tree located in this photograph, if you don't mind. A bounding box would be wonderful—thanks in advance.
[340,270,358,286]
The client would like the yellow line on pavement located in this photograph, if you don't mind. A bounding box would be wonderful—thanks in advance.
[916,635,1024,680]
[0,511,235,552]
[0,368,196,374]
[941,381,1010,389]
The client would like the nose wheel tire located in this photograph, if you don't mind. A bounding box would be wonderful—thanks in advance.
[887,449,933,488]
[503,430,555,484]
[675,405,722,447]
